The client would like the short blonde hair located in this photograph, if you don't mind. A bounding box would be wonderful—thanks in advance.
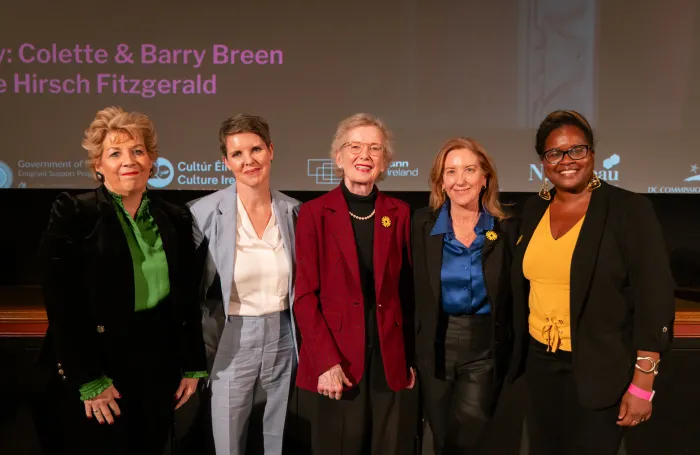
[429,137,509,220]
[330,113,395,181]
[82,107,158,178]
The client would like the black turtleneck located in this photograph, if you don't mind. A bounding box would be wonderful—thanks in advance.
[341,180,379,348]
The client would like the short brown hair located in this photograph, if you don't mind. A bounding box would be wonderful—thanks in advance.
[82,107,158,179]
[428,137,508,220]
[535,110,594,157]
[330,113,395,181]
[219,113,271,156]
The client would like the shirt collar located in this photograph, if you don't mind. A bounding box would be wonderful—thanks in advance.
[108,189,150,219]
[430,199,495,236]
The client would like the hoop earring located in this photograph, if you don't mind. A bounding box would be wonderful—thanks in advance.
[538,178,551,200]
[587,174,601,192]
[96,171,105,183]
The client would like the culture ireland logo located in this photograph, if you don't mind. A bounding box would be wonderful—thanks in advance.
[148,157,175,188]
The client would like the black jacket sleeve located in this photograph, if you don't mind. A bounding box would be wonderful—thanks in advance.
[39,193,103,388]
[624,195,675,354]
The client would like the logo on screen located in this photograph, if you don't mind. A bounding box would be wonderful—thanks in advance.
[307,159,341,185]
[684,164,699,182]
[148,157,175,188]
[0,161,13,188]
[528,154,620,183]
[646,163,700,193]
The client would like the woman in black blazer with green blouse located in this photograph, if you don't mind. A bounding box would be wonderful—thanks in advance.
[412,138,516,455]
[508,110,675,455]
[35,107,207,455]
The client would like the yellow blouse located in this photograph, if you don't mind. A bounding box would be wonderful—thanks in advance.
[523,207,584,352]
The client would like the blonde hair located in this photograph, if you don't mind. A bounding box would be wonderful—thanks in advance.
[329,113,395,181]
[428,137,508,220]
[82,107,158,178]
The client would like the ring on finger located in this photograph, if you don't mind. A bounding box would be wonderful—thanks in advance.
[93,409,101,414]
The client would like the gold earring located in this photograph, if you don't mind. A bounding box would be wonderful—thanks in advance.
[587,174,601,191]
[538,178,551,200]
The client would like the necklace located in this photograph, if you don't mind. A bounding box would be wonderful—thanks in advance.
[349,209,376,221]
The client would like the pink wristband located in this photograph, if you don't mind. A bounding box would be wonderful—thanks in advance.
[628,383,655,401]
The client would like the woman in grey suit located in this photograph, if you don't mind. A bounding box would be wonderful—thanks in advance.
[188,114,301,455]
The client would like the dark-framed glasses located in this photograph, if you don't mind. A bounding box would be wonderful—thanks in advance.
[342,141,385,157]
[542,144,591,164]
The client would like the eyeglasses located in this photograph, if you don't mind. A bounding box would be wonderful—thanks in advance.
[542,145,591,164]
[342,142,385,157]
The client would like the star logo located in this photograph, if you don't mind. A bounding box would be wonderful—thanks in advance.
[684,164,700,182]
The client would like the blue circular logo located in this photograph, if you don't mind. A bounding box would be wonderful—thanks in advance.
[0,161,13,188]
[148,157,175,188]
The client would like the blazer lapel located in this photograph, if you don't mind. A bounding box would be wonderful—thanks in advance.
[424,218,444,305]
[96,186,134,310]
[481,220,499,303]
[215,186,238,314]
[373,192,399,297]
[325,187,361,287]
[149,198,179,276]
[513,197,550,299]
[272,191,294,300]
[570,183,610,324]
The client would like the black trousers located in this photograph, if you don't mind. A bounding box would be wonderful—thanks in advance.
[34,304,181,455]
[420,314,497,455]
[524,337,624,455]
[297,342,415,455]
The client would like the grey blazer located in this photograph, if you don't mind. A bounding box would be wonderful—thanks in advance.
[188,185,301,371]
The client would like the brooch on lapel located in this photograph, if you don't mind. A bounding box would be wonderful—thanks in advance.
[381,216,391,228]
[516,235,523,245]
[485,230,498,241]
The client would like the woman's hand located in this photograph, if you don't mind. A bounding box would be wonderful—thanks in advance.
[318,364,353,400]
[174,378,200,410]
[617,391,652,427]
[84,385,121,424]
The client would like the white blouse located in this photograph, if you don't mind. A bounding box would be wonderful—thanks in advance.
[229,196,290,316]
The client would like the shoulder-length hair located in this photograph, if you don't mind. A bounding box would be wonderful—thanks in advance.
[428,137,508,220]
[82,107,158,179]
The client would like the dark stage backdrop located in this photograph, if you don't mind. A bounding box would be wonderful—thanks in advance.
[1,189,699,287]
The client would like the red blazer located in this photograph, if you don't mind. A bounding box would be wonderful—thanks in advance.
[294,186,413,392]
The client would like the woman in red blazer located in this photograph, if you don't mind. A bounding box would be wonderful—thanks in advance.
[293,113,416,455]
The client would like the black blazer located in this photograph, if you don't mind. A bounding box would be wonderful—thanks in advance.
[412,206,517,381]
[38,185,206,389]
[508,182,676,409]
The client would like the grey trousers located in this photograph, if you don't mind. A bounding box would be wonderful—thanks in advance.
[210,311,294,455]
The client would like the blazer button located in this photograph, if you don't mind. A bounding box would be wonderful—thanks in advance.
[96,325,105,333]
[662,327,668,332]
[58,369,65,375]
[61,375,67,380]
[182,321,187,327]
[57,363,62,368]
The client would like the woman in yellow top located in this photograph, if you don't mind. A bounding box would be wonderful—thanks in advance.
[508,110,675,455]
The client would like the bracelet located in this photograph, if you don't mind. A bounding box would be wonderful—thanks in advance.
[628,383,655,401]
[634,356,661,375]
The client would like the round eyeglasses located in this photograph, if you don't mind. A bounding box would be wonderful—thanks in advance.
[342,142,385,157]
